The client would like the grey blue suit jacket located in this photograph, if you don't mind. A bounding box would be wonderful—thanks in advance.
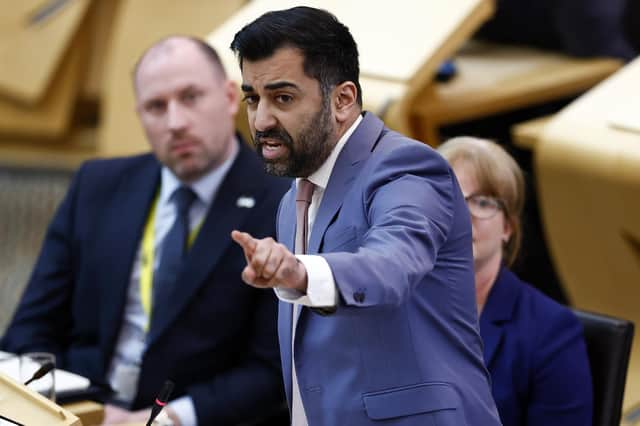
[276,113,501,425]
[2,141,290,424]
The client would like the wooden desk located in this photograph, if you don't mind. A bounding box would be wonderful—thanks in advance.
[0,0,248,169]
[410,41,622,144]
[0,0,90,103]
[0,373,81,425]
[63,400,104,426]
[0,0,93,140]
[0,31,87,139]
[535,57,640,413]
[511,115,552,150]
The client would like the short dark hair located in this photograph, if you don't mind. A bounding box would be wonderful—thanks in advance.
[230,6,362,106]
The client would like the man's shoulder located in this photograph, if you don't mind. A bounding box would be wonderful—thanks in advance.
[69,153,158,201]
[358,113,442,163]
[79,153,156,175]
[364,123,451,181]
[377,128,438,157]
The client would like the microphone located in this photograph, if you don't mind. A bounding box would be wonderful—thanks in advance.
[23,361,55,386]
[145,380,174,426]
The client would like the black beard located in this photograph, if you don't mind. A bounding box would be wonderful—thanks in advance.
[253,102,335,177]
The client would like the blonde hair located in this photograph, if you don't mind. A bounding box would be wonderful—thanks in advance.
[438,137,525,266]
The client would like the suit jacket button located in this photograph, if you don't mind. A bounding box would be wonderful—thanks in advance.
[354,291,365,303]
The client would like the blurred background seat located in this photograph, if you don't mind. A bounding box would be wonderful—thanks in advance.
[0,167,70,332]
[573,309,634,426]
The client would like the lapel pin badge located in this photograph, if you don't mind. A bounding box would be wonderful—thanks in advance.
[236,196,255,208]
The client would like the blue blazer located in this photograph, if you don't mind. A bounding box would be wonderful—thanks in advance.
[276,113,501,426]
[1,142,290,424]
[480,267,593,426]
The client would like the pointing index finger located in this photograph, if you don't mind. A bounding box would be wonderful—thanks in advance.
[231,230,257,255]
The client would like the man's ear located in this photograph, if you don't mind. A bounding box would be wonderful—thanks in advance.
[225,79,240,116]
[333,81,358,123]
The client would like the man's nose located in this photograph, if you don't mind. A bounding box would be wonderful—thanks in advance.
[167,100,189,133]
[252,102,277,132]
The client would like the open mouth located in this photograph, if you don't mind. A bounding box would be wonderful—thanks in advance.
[259,139,287,160]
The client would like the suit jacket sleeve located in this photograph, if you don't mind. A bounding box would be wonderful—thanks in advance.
[0,164,84,363]
[322,140,457,307]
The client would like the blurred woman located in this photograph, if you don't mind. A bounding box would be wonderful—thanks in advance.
[438,137,593,426]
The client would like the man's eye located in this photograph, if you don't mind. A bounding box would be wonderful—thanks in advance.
[146,101,165,113]
[276,94,293,104]
[182,91,199,103]
[242,95,258,105]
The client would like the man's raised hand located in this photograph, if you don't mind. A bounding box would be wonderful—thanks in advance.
[231,230,308,292]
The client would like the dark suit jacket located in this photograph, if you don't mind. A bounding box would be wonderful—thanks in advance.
[276,113,501,425]
[1,142,290,424]
[480,267,593,426]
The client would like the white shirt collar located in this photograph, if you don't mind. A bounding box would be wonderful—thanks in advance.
[159,139,239,207]
[300,114,363,191]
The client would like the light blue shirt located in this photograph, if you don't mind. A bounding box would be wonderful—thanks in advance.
[106,142,238,426]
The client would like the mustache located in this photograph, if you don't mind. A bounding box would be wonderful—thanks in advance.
[169,134,199,147]
[254,128,293,146]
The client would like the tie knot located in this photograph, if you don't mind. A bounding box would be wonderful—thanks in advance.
[296,179,315,204]
[173,186,197,216]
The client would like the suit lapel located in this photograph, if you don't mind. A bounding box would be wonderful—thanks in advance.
[277,182,296,400]
[279,182,297,252]
[148,143,268,343]
[480,268,519,366]
[100,156,161,350]
[278,300,294,406]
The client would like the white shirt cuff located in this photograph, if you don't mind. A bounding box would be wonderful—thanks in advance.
[168,396,197,426]
[274,255,337,307]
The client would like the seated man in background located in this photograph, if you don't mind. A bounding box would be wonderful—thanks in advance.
[438,137,593,426]
[476,0,638,61]
[1,36,289,426]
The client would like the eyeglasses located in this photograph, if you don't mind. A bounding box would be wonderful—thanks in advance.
[464,194,505,220]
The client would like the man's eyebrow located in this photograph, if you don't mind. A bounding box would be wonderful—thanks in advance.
[241,81,300,92]
[265,81,299,91]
